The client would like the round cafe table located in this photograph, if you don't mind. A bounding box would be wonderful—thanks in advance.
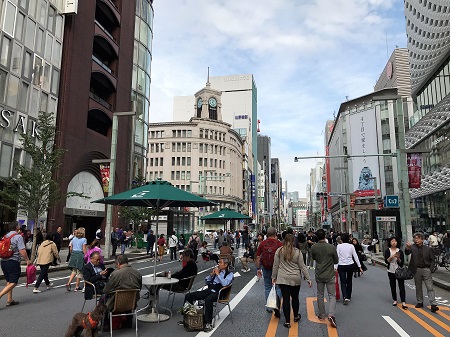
[138,276,179,323]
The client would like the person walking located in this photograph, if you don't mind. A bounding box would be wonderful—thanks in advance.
[146,229,156,257]
[157,234,166,262]
[256,227,283,313]
[66,228,87,292]
[0,222,31,306]
[405,232,439,312]
[119,231,128,255]
[272,234,312,328]
[110,227,119,256]
[306,230,317,268]
[187,231,201,261]
[336,233,362,305]
[297,232,308,266]
[351,238,367,277]
[311,229,338,328]
[384,237,407,309]
[33,234,60,293]
[168,231,179,261]
[51,226,63,253]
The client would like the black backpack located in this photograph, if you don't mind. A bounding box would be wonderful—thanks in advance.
[188,236,198,250]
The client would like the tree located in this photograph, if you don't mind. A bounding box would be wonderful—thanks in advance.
[119,172,155,232]
[0,111,84,260]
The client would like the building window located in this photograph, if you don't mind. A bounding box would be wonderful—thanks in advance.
[177,142,181,151]
[150,143,154,152]
[182,142,186,151]
[160,157,163,166]
[199,143,203,153]
[187,130,192,137]
[172,157,175,165]
[210,158,213,167]
[200,129,203,138]
[187,143,191,152]
[186,171,191,180]
[155,158,158,166]
[149,158,153,166]
[176,171,180,179]
[199,158,202,166]
[204,158,207,166]
[155,143,159,152]
[171,171,175,180]
[172,130,176,137]
[172,142,175,151]
[182,130,186,137]
[181,171,185,180]
[182,157,186,165]
[177,157,180,165]
[187,157,191,165]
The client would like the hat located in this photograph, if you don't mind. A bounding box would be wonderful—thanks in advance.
[267,227,276,236]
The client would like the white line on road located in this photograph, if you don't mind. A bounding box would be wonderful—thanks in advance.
[195,276,258,336]
[382,315,411,337]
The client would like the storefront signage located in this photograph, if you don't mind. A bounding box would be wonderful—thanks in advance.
[0,109,39,137]
[64,207,105,217]
[376,216,396,221]
[407,153,422,188]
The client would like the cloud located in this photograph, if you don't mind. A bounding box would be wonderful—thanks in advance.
[150,0,407,195]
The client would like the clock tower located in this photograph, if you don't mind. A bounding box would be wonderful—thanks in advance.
[194,69,222,121]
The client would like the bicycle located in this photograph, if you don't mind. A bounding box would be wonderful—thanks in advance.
[430,247,450,272]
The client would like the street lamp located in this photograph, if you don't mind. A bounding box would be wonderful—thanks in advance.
[93,107,136,258]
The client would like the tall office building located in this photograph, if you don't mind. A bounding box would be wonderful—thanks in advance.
[403,1,450,232]
[257,135,272,225]
[0,1,66,232]
[46,0,154,240]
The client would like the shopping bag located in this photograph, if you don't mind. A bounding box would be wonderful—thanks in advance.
[335,271,340,301]
[266,284,278,309]
[26,264,37,288]
[395,267,413,280]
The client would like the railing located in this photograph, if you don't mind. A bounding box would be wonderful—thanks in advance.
[89,92,112,110]
[92,55,114,75]
[94,19,115,42]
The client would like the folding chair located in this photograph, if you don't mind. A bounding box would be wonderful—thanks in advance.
[166,275,196,310]
[212,284,233,327]
[81,281,102,312]
[108,289,140,337]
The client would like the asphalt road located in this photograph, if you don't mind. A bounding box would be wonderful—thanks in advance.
[1,257,449,337]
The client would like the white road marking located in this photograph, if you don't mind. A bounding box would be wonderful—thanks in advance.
[196,276,258,336]
[382,316,411,337]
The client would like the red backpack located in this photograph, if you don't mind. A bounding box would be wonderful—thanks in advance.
[260,239,281,269]
[0,233,19,259]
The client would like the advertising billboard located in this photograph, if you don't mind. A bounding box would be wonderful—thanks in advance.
[348,107,380,196]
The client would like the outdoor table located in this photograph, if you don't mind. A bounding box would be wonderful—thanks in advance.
[138,276,179,323]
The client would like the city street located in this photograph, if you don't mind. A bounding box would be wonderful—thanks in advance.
[1,253,449,337]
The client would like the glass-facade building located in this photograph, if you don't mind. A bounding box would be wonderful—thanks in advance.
[404,0,450,232]
[0,0,64,229]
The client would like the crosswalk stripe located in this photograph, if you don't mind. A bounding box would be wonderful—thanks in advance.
[399,306,445,337]
[382,316,411,337]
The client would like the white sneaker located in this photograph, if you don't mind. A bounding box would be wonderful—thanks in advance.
[46,283,54,290]
[81,288,85,293]
[241,268,247,272]
[33,289,41,293]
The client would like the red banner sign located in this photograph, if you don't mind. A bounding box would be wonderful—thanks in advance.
[407,153,422,189]
[99,164,110,193]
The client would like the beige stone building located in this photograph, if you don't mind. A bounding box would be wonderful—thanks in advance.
[147,80,245,229]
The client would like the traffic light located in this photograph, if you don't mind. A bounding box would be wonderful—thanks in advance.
[316,192,327,200]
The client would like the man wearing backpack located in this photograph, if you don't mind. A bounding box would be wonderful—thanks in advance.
[0,221,31,306]
[188,231,201,261]
[168,230,179,261]
[256,227,282,314]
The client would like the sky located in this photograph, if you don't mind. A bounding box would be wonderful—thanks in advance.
[149,0,408,197]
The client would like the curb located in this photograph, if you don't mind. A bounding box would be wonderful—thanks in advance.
[0,253,151,281]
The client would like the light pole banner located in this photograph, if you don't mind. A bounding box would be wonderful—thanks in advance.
[99,163,110,193]
[407,153,422,188]
[348,107,380,196]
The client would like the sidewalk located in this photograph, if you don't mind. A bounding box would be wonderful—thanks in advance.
[0,246,150,280]
[371,252,450,291]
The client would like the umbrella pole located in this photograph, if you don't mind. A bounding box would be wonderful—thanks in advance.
[153,204,160,281]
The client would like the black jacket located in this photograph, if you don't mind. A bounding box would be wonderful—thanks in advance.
[405,244,434,274]
[82,262,107,299]
[172,260,198,289]
[384,248,405,270]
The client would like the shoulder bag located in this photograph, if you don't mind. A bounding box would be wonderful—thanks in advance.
[394,266,413,280]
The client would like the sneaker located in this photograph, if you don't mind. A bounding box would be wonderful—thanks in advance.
[317,315,326,321]
[241,268,247,272]
[415,303,423,308]
[431,305,439,313]
[81,288,85,293]
[204,323,213,332]
[46,283,53,290]
[343,298,350,305]
[328,316,337,328]
[33,289,41,293]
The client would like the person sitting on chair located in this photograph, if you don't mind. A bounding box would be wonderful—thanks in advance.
[183,258,234,332]
[199,241,219,263]
[82,252,112,298]
[161,249,198,292]
[219,241,234,267]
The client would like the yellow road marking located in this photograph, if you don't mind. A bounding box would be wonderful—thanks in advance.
[415,308,450,333]
[306,297,339,337]
[399,304,446,337]
[265,311,279,337]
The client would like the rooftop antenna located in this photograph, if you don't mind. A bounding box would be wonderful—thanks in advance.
[345,95,349,101]
[206,67,210,88]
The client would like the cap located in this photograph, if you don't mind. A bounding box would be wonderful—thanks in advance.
[267,227,276,236]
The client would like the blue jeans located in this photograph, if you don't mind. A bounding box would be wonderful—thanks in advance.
[261,266,281,308]
[121,243,126,255]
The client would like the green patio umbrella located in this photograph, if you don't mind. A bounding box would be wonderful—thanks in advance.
[93,179,215,280]
[200,207,252,220]
[201,208,251,232]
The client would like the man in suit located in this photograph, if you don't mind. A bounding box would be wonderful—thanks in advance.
[82,251,109,299]
[405,232,439,312]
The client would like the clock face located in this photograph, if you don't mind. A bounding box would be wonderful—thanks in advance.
[208,97,217,108]
[197,98,202,108]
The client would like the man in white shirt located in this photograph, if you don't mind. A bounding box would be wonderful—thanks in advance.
[428,231,439,248]
[168,231,179,261]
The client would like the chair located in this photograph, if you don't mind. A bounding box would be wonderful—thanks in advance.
[81,281,101,312]
[108,289,140,337]
[166,275,196,310]
[212,284,233,327]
